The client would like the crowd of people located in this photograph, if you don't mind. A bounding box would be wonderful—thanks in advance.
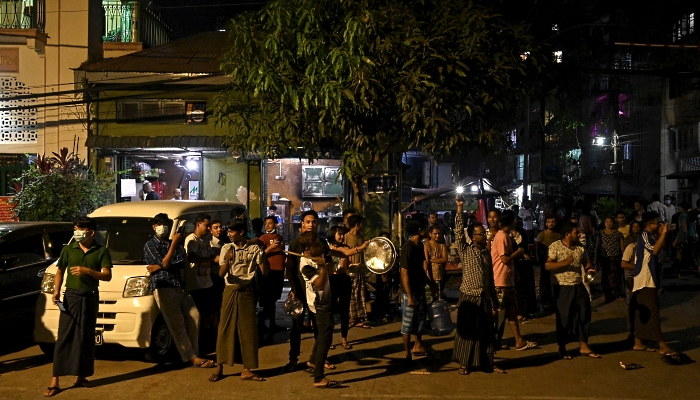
[43,194,695,396]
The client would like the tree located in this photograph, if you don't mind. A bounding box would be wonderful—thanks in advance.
[213,0,540,208]
[10,148,114,222]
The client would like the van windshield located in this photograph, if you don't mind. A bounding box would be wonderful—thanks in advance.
[94,217,156,265]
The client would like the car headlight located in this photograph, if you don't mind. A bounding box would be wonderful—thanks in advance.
[41,273,56,294]
[123,277,152,298]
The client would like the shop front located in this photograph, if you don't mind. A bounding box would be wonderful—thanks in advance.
[87,135,262,218]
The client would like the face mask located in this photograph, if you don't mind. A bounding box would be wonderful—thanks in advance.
[156,225,169,236]
[73,231,88,243]
[664,200,672,205]
[265,229,276,234]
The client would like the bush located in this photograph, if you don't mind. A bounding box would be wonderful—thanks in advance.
[10,148,114,222]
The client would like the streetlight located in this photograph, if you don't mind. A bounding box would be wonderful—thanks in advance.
[593,131,621,208]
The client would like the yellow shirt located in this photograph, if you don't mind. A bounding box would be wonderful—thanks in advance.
[618,225,630,238]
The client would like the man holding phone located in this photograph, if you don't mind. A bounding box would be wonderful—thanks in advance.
[45,217,113,397]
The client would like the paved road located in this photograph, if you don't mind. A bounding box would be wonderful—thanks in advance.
[1,276,699,400]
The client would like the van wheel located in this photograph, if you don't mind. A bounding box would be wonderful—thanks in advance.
[144,316,177,363]
[39,343,55,359]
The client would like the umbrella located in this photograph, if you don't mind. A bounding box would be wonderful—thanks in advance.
[578,174,642,196]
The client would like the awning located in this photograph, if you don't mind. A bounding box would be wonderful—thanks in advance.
[665,170,700,179]
[85,135,226,151]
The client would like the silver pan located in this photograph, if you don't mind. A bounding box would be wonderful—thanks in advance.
[364,236,397,275]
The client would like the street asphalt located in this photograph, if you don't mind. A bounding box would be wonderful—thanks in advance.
[1,272,699,400]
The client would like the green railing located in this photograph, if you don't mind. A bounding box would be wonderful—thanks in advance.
[103,1,171,47]
[0,0,45,31]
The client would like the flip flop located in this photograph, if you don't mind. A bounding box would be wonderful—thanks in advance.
[241,375,265,381]
[324,361,336,370]
[193,359,217,368]
[580,352,602,359]
[559,350,573,360]
[329,344,336,350]
[457,367,469,375]
[208,372,223,382]
[74,379,90,388]
[492,366,507,373]
[314,380,342,388]
[341,341,353,350]
[515,341,537,351]
[411,351,429,357]
[43,387,61,397]
[633,347,656,352]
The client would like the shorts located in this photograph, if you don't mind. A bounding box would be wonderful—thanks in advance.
[495,287,518,321]
[400,291,428,335]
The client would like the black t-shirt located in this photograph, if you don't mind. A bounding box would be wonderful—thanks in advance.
[145,191,161,200]
[287,236,332,297]
[400,239,426,293]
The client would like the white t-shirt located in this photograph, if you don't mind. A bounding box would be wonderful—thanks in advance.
[185,233,214,290]
[519,207,535,231]
[219,242,263,286]
[300,257,331,313]
[622,243,636,278]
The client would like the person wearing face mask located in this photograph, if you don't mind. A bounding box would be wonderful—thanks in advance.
[257,215,287,340]
[144,213,215,369]
[44,217,113,397]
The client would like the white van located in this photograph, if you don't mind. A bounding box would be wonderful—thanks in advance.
[34,201,246,362]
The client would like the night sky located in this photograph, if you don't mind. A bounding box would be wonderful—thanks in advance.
[150,0,269,39]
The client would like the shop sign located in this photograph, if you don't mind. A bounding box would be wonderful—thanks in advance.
[0,48,19,73]
[189,181,199,199]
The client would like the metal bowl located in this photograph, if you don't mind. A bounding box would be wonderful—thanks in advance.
[364,236,397,275]
[283,296,304,317]
[583,270,596,284]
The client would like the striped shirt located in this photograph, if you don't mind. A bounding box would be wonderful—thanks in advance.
[455,212,496,297]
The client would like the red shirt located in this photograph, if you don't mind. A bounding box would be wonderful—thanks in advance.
[259,233,286,271]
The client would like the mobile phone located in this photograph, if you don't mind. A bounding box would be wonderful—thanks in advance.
[56,300,67,313]
[176,220,186,234]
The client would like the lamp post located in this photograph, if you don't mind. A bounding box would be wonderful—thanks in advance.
[593,130,621,209]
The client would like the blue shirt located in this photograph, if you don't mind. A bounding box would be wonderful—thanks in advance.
[144,235,186,291]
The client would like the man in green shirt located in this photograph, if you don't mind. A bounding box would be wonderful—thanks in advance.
[44,217,112,397]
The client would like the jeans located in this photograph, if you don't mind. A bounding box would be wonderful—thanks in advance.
[309,307,333,382]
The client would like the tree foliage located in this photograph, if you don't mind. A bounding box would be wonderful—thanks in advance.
[10,148,114,222]
[213,0,539,190]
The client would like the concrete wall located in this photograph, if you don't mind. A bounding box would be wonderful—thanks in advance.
[0,0,100,159]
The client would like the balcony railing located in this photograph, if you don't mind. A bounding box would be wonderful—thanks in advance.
[0,0,45,31]
[103,1,171,47]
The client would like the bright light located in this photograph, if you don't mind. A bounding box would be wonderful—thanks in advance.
[471,185,478,192]
[595,137,605,145]
[186,160,198,170]
[456,186,464,194]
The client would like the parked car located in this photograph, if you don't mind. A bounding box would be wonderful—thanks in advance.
[0,222,73,311]
[34,201,247,362]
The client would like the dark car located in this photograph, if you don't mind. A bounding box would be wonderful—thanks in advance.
[0,222,74,309]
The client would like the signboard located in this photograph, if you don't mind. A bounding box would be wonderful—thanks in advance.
[189,181,199,199]
[120,179,136,198]
[0,48,19,73]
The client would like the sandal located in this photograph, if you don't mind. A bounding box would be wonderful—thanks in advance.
[192,359,217,368]
[241,374,265,381]
[457,366,469,375]
[314,380,342,388]
[493,366,506,373]
[208,372,223,382]
[43,387,61,397]
[633,347,656,352]
[74,379,90,388]
[341,339,353,350]
[580,352,602,359]
[515,341,537,351]
[559,350,573,360]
